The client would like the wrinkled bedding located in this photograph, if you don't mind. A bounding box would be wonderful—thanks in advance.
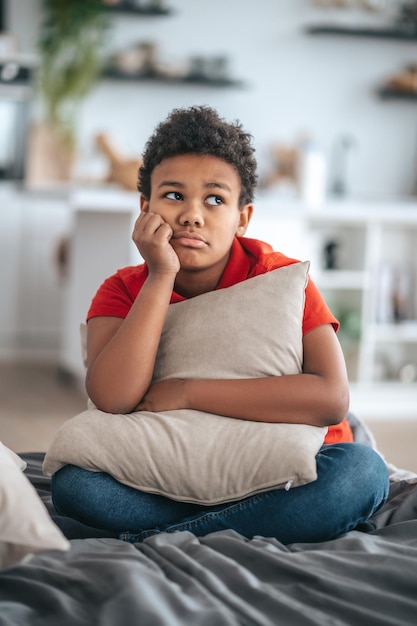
[1,416,417,626]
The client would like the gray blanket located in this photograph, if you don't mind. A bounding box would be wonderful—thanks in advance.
[1,414,417,626]
[1,520,417,625]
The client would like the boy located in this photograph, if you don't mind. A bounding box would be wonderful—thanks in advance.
[52,106,389,543]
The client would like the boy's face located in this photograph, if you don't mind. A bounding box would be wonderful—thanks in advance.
[140,153,253,289]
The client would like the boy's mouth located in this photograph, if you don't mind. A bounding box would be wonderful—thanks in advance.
[172,232,208,248]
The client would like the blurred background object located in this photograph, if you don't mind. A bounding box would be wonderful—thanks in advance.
[0,59,33,180]
[259,141,299,193]
[25,0,109,185]
[329,133,356,197]
[297,137,327,209]
[0,0,34,181]
[95,132,141,190]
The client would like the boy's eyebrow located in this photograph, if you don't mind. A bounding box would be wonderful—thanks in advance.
[157,180,232,192]
[157,180,182,189]
[205,181,232,192]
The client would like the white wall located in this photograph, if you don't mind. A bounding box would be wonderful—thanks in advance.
[8,0,417,199]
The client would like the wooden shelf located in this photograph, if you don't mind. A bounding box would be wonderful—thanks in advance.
[305,24,417,42]
[102,68,245,88]
[103,3,172,16]
[378,87,417,101]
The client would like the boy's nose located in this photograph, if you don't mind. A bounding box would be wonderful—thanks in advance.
[179,204,204,227]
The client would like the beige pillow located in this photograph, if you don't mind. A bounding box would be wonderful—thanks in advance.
[0,442,69,570]
[43,261,327,505]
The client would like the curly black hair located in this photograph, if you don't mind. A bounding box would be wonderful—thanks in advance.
[138,106,258,206]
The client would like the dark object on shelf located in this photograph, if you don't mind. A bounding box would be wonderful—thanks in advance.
[0,62,32,86]
[305,24,417,41]
[323,240,339,271]
[102,67,244,87]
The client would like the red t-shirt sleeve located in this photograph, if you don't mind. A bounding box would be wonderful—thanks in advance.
[86,270,138,321]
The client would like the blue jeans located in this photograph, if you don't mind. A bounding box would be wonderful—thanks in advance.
[51,443,389,544]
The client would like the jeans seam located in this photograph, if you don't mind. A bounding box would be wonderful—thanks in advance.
[120,491,275,542]
[153,490,274,535]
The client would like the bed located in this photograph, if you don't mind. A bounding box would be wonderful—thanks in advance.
[1,412,417,626]
[2,266,417,624]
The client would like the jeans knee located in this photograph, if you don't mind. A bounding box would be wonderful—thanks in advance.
[348,443,389,494]
[318,443,389,510]
[51,465,87,515]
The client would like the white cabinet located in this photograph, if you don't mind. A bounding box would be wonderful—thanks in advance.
[304,203,417,388]
[0,185,70,360]
[59,188,141,381]
[252,198,417,410]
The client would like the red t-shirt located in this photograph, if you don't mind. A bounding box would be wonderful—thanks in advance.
[87,236,353,444]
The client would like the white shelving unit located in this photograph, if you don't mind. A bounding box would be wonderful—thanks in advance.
[305,203,417,387]
[252,197,417,412]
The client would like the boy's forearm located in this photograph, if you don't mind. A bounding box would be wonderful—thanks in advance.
[86,272,175,413]
[184,375,349,427]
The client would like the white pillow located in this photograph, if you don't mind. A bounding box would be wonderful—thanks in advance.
[43,262,327,505]
[0,442,70,570]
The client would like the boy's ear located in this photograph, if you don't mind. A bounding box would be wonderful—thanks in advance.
[235,203,254,237]
[140,195,149,213]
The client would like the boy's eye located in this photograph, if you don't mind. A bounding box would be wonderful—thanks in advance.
[165,191,183,201]
[206,195,223,206]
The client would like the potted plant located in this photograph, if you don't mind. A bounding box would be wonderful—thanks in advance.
[27,0,109,183]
